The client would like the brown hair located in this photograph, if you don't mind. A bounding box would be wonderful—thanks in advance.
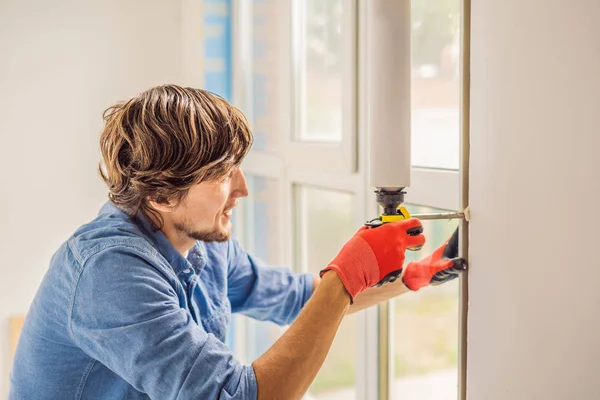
[98,84,253,229]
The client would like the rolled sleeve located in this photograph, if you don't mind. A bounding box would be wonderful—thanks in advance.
[69,246,257,400]
[227,240,314,325]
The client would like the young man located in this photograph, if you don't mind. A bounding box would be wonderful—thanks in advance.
[10,85,466,399]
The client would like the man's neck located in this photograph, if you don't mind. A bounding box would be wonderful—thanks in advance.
[159,220,195,257]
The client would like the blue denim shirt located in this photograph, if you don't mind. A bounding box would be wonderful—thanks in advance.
[10,202,314,399]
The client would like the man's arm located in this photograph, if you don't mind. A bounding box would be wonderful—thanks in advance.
[311,276,410,314]
[226,240,314,325]
[252,271,349,399]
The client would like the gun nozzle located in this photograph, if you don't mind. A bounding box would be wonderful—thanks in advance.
[375,187,406,216]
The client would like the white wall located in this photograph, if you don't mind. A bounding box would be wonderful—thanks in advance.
[0,0,185,395]
[468,0,600,398]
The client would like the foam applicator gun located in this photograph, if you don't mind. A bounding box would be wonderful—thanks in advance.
[365,0,467,251]
[364,187,468,246]
[364,188,468,230]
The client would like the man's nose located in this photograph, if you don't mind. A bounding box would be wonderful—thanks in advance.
[233,168,249,198]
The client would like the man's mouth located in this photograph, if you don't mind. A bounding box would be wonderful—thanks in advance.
[223,202,238,217]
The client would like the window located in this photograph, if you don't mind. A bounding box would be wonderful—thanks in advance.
[231,0,468,399]
[288,0,357,173]
[233,0,364,397]
[295,186,357,399]
[294,0,344,142]
[411,0,461,170]
[391,205,460,400]
[251,0,282,152]
[239,175,286,361]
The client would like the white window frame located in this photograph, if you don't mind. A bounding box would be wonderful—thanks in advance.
[287,0,358,174]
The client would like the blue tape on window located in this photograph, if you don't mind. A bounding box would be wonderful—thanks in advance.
[203,0,236,350]
[203,0,232,102]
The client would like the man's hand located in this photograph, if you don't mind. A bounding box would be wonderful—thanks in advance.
[402,227,467,291]
[320,218,426,302]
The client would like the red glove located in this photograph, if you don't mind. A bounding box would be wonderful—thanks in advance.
[320,218,426,302]
[402,227,467,291]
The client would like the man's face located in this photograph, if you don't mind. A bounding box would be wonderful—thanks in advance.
[168,166,248,242]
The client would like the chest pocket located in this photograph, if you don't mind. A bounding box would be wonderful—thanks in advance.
[186,273,231,342]
[184,242,232,342]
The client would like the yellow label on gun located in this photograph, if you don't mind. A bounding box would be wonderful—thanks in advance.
[380,206,412,222]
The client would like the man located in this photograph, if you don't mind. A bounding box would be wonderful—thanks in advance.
[10,85,466,399]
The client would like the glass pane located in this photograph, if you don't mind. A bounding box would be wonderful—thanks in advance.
[411,0,461,169]
[252,0,282,152]
[296,186,357,399]
[240,175,287,360]
[296,0,344,142]
[392,204,459,400]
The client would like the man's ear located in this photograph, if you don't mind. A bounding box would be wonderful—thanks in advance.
[146,196,178,214]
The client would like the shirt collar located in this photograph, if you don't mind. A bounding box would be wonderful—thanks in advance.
[100,201,196,276]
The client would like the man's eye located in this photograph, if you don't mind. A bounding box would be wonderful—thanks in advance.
[221,171,234,181]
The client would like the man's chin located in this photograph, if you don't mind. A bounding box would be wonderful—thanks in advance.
[187,226,231,243]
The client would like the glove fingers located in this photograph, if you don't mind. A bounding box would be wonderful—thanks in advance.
[404,231,426,249]
[430,257,467,286]
[369,218,426,249]
[376,217,422,234]
[402,218,426,248]
[442,257,467,273]
[395,217,423,230]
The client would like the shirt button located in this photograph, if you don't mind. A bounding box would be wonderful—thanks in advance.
[183,269,191,274]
